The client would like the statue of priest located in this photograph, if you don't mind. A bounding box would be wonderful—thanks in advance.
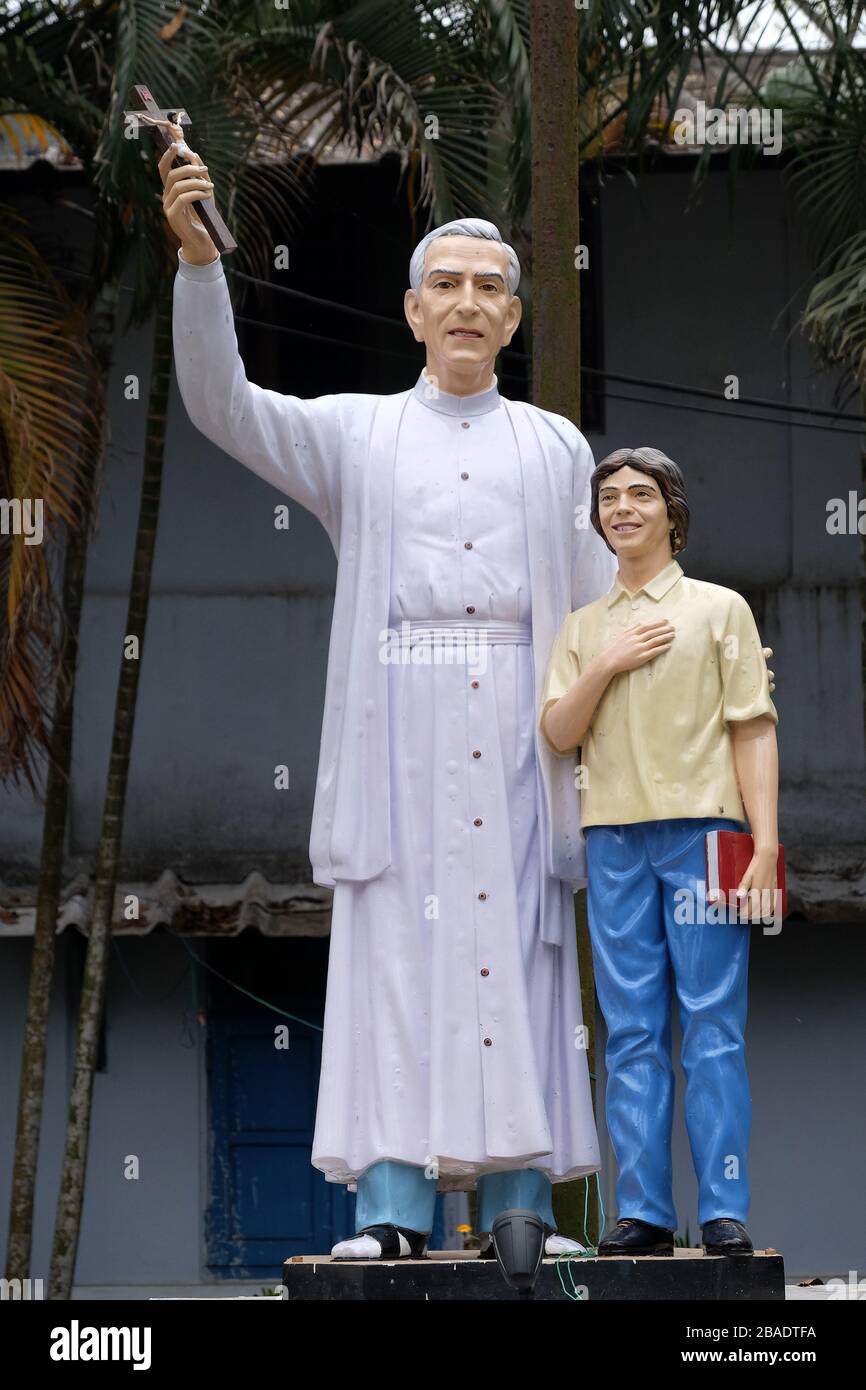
[161,136,617,1259]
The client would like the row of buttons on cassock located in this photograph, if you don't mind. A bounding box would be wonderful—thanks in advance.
[458,419,494,1045]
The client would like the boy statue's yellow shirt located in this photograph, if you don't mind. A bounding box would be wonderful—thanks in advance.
[539,559,778,828]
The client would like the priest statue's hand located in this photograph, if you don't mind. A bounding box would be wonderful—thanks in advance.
[158,123,220,268]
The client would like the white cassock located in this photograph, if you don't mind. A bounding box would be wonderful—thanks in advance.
[171,251,617,1198]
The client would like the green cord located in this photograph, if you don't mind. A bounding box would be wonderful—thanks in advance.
[555,1173,606,1299]
[585,1168,606,1246]
[172,933,325,1033]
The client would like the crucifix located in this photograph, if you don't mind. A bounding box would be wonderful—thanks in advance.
[124,83,237,255]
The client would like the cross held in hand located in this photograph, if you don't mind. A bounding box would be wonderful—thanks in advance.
[124,83,236,255]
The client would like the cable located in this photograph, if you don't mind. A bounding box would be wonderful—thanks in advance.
[56,262,866,434]
[583,363,865,425]
[231,311,865,436]
[604,387,865,436]
[554,1171,606,1298]
[227,264,866,427]
[171,932,324,1034]
[232,310,416,365]
[109,934,191,1004]
[108,935,197,1047]
[232,268,409,332]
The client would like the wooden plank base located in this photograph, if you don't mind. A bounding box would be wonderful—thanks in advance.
[282,1248,786,1301]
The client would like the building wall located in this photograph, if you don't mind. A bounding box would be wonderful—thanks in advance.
[1,161,864,1282]
[0,934,205,1287]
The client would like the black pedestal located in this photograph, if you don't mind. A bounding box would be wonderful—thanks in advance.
[282,1248,785,1301]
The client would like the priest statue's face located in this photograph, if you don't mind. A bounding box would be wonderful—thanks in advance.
[403,235,522,397]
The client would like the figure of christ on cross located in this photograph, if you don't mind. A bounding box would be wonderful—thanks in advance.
[125,87,236,255]
[159,138,775,1262]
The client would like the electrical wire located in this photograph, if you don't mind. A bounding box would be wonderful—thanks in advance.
[56,262,866,436]
[109,933,191,1004]
[229,264,866,428]
[233,307,866,436]
[604,388,865,435]
[232,268,407,332]
[171,931,324,1034]
[554,1171,607,1298]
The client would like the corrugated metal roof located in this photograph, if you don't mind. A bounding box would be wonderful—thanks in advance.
[0,870,332,938]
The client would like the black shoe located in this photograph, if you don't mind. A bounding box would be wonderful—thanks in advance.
[332,1223,428,1260]
[598,1218,675,1256]
[702,1218,754,1257]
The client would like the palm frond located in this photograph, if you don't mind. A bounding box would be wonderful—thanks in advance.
[801,229,866,390]
[0,209,99,789]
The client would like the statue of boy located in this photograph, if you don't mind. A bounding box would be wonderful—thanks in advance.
[541,448,780,1258]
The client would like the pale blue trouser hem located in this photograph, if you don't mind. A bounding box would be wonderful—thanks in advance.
[476,1169,556,1235]
[355,1160,437,1233]
[354,1161,556,1236]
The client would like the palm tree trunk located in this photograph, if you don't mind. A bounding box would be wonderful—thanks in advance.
[48,281,173,1299]
[530,0,581,416]
[856,436,866,1172]
[530,0,600,1247]
[4,281,117,1283]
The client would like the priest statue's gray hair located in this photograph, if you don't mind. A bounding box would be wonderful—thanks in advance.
[409,218,521,295]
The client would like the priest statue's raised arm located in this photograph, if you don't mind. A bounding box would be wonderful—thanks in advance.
[160,134,617,1260]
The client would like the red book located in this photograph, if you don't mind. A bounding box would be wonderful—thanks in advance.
[705,829,787,920]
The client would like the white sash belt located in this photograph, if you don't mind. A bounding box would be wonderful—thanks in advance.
[398,617,532,647]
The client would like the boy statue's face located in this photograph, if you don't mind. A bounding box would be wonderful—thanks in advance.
[403,235,522,392]
[597,465,674,561]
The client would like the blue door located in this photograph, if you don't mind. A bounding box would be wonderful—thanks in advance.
[204,936,448,1275]
[204,936,355,1278]
[206,1013,355,1276]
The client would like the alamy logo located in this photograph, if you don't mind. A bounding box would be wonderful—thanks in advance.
[0,497,43,545]
[379,622,488,675]
[674,882,783,935]
[826,492,866,534]
[1,1277,44,1300]
[673,100,782,156]
[49,1320,152,1371]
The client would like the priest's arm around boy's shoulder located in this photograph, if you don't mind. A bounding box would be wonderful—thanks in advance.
[172,250,340,531]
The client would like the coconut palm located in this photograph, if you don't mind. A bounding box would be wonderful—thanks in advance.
[0,208,97,783]
[1,9,106,1286]
[2,0,303,1296]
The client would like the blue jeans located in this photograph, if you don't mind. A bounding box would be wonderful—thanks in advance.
[584,818,751,1230]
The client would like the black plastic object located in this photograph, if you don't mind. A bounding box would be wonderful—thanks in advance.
[490,1208,545,1299]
